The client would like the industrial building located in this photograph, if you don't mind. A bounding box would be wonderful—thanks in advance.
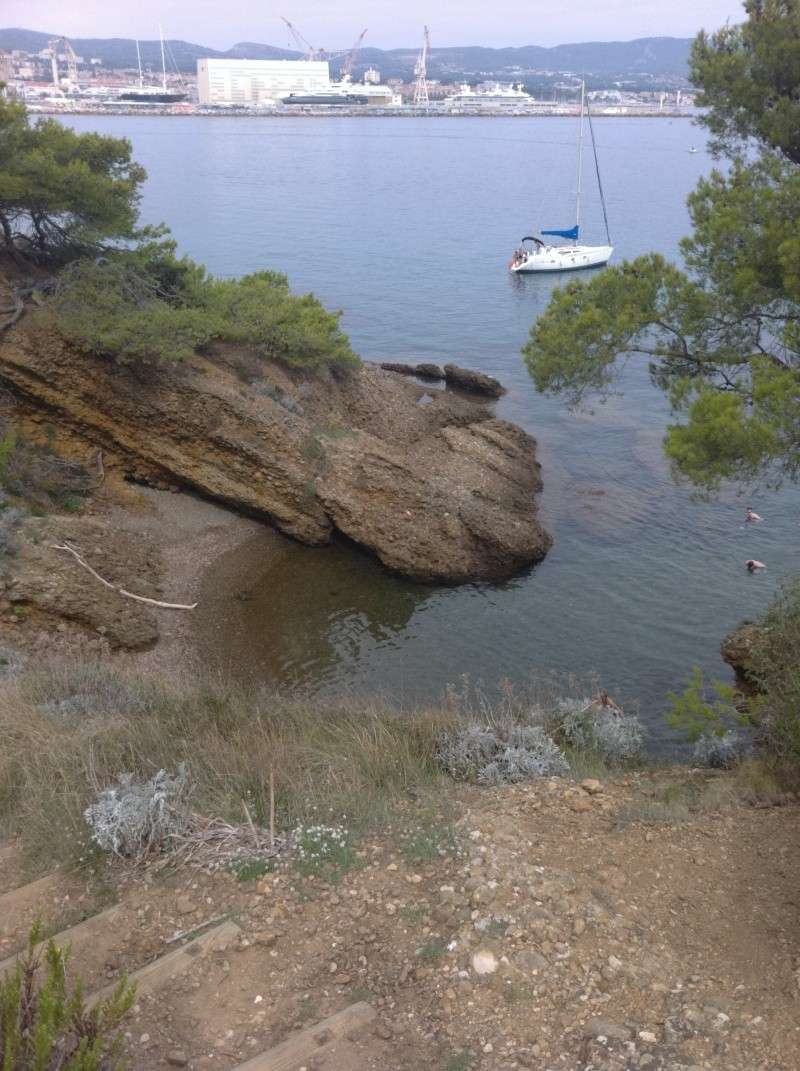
[197,58,330,105]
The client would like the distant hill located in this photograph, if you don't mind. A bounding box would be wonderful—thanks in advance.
[0,27,692,86]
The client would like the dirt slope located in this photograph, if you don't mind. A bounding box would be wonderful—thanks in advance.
[1,771,797,1071]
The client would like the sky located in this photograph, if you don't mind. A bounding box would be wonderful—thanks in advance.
[5,0,746,51]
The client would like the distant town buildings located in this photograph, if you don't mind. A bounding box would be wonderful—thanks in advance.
[0,33,697,117]
[196,57,400,107]
[197,58,330,106]
[0,52,13,89]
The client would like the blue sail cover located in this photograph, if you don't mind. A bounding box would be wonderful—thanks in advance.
[541,225,579,239]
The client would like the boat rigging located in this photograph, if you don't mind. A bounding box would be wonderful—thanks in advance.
[509,82,613,273]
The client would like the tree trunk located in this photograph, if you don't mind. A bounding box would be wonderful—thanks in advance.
[0,211,25,268]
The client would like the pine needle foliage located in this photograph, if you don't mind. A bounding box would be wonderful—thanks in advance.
[0,921,135,1071]
[522,1,800,492]
[45,253,359,371]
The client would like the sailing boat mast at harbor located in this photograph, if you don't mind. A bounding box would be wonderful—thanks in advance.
[118,26,188,104]
[509,82,613,273]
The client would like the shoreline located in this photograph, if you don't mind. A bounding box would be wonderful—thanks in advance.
[115,486,284,677]
[33,106,698,120]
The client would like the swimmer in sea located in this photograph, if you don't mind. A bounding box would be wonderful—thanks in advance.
[745,507,763,523]
[746,559,766,572]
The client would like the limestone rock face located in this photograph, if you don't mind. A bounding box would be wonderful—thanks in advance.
[0,328,551,583]
[6,517,159,649]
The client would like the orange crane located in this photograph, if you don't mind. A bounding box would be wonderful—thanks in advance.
[280,17,322,61]
[413,26,430,107]
[48,36,79,89]
[339,28,368,81]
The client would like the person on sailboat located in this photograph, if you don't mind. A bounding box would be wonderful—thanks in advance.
[509,248,525,270]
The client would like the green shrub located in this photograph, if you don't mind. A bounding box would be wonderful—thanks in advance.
[0,422,94,513]
[748,579,800,773]
[47,256,359,371]
[401,820,461,865]
[47,259,213,364]
[669,582,800,779]
[0,921,135,1071]
[199,272,358,371]
[292,824,360,881]
[227,858,274,882]
[667,667,745,742]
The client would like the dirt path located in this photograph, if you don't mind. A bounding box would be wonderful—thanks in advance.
[1,771,797,1071]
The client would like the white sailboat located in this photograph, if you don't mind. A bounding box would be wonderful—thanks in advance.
[118,26,187,104]
[509,82,613,273]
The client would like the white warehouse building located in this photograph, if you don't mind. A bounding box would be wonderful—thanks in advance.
[197,58,331,105]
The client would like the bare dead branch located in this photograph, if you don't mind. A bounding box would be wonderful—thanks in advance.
[50,541,198,610]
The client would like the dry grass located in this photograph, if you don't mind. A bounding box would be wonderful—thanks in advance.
[614,764,787,828]
[0,661,453,869]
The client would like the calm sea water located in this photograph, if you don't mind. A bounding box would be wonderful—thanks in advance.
[65,115,800,748]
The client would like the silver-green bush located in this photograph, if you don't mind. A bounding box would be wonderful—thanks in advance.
[438,723,569,784]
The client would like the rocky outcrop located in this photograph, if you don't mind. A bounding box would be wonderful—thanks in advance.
[379,362,416,376]
[721,622,763,683]
[0,326,551,583]
[379,361,444,380]
[414,363,445,380]
[378,361,506,398]
[443,364,505,398]
[4,516,160,649]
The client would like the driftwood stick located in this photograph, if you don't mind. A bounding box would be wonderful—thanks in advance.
[241,800,260,851]
[50,542,198,610]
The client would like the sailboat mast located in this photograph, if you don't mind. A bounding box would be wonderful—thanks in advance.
[586,96,612,246]
[159,24,167,92]
[575,80,585,246]
[135,39,143,88]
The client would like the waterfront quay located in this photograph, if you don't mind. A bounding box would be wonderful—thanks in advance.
[29,101,697,119]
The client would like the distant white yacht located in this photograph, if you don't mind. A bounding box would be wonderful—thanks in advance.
[446,82,532,108]
[509,82,613,274]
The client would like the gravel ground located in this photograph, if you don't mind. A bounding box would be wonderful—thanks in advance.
[2,770,797,1071]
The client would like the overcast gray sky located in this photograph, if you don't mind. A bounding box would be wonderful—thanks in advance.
[5,1,746,50]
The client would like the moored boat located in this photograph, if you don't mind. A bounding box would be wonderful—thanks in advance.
[510,82,613,274]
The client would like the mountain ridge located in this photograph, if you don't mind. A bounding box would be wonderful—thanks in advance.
[0,27,692,84]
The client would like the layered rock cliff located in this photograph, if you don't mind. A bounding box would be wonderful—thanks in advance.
[0,324,551,583]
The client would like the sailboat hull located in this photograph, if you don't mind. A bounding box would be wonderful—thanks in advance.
[511,244,614,273]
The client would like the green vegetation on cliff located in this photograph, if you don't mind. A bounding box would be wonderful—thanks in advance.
[46,254,358,369]
[0,97,358,370]
[748,579,800,771]
[523,0,800,492]
[669,579,800,780]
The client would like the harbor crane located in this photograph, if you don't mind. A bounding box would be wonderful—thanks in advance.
[339,28,368,81]
[48,36,79,89]
[280,17,322,61]
[413,25,430,107]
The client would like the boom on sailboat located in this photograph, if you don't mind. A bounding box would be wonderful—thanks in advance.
[509,82,613,274]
